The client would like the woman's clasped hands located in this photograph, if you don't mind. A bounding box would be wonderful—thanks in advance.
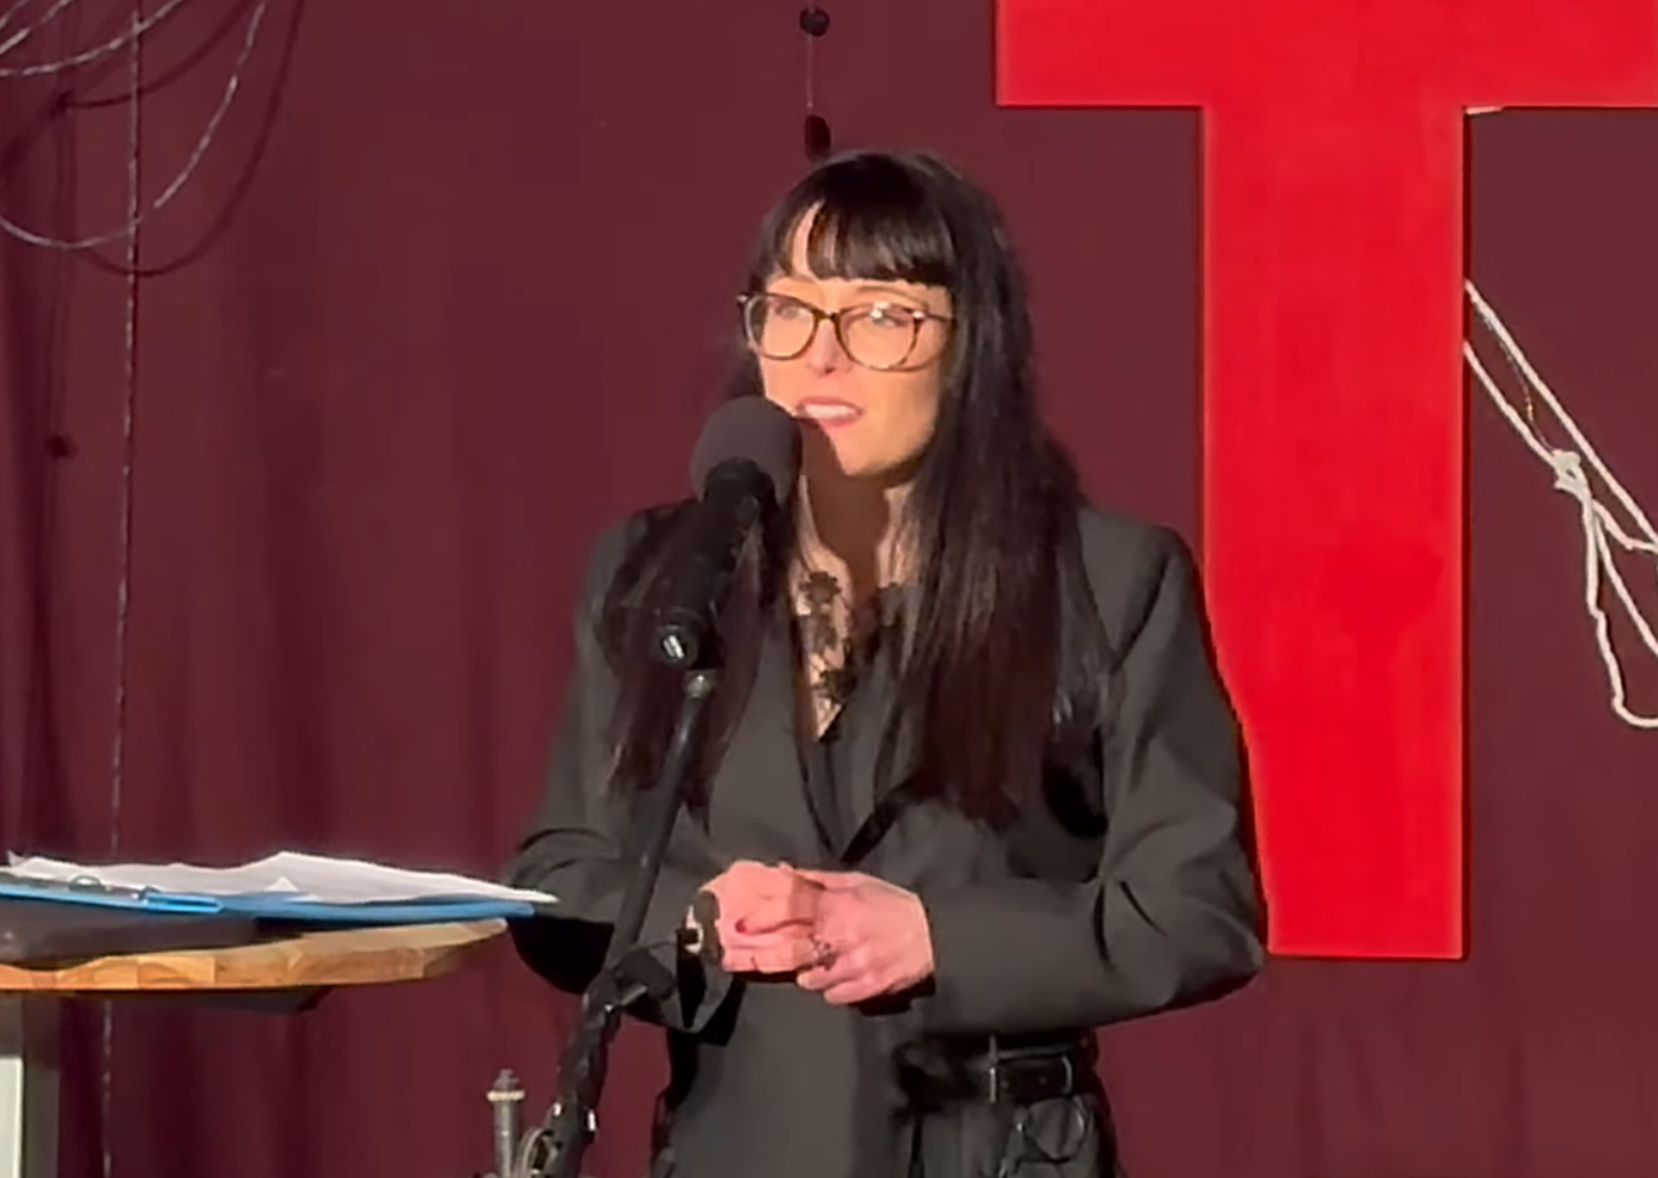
[696,860,936,1006]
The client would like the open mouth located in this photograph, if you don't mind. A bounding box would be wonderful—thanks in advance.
[796,400,863,427]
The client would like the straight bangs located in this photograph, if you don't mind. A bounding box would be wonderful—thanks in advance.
[749,158,959,290]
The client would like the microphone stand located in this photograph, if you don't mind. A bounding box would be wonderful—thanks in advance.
[511,664,721,1178]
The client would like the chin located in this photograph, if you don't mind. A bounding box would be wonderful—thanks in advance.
[802,428,921,485]
[801,436,867,480]
[817,457,909,486]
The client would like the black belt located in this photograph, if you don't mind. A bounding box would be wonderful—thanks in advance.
[897,1032,1098,1108]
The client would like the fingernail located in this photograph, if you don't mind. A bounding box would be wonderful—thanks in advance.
[735,919,750,933]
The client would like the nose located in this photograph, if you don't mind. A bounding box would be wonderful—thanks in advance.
[803,313,852,375]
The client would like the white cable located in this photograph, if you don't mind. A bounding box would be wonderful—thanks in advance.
[0,0,268,250]
[1465,279,1658,729]
[0,0,39,35]
[0,0,188,76]
[0,0,83,62]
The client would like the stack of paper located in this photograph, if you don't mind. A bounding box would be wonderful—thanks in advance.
[0,851,555,923]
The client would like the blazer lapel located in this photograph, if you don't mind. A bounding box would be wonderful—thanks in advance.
[835,616,920,864]
[704,601,831,863]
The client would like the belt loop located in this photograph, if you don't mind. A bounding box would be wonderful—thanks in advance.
[987,1033,1001,1104]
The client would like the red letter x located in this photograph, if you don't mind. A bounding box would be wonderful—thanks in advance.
[999,2,1658,958]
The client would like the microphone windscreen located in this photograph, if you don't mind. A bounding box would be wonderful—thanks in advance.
[689,397,801,504]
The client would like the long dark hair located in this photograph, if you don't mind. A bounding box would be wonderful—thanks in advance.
[598,149,1106,824]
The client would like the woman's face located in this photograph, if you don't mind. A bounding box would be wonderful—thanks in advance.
[753,214,953,484]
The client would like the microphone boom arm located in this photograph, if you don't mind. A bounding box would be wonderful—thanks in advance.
[513,666,721,1178]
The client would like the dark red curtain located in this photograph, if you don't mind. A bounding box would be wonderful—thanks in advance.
[2,2,1656,1176]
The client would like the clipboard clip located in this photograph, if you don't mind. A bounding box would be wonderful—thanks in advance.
[0,870,223,914]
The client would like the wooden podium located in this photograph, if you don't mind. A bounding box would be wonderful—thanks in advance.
[0,918,507,1178]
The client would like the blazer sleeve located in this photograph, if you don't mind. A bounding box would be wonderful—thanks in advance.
[917,523,1266,1035]
[505,519,734,1034]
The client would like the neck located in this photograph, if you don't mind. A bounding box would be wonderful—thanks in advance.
[796,471,909,601]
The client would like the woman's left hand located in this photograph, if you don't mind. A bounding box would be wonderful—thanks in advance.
[785,868,936,1006]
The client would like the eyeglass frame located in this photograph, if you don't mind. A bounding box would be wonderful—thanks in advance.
[736,291,954,372]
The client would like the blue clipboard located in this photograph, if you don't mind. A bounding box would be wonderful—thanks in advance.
[0,872,544,924]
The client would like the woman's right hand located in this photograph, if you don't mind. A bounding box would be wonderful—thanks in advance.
[694,860,823,975]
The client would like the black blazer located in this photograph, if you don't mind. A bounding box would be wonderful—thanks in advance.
[508,503,1265,1178]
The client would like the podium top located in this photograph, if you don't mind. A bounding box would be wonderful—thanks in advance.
[0,918,505,995]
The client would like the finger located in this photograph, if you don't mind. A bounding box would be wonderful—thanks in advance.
[731,861,802,893]
[794,965,833,991]
[723,948,793,974]
[787,868,865,890]
[710,861,793,901]
[796,954,861,992]
[718,927,811,951]
[736,888,821,935]
[820,976,885,1006]
[744,939,819,974]
[735,908,813,936]
[721,950,757,973]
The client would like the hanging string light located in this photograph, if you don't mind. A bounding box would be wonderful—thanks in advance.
[799,6,831,161]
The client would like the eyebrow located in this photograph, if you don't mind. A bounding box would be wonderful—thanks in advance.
[769,278,929,302]
[854,285,929,302]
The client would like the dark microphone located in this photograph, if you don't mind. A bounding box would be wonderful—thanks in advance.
[653,397,800,669]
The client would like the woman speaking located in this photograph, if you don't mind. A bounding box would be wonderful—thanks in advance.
[508,148,1265,1178]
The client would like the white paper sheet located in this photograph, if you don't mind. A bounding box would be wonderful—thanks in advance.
[3,850,555,906]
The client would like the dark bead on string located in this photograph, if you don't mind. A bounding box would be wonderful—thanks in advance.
[799,7,830,36]
[804,114,833,162]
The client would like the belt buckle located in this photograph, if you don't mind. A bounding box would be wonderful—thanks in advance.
[1006,1046,1076,1104]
